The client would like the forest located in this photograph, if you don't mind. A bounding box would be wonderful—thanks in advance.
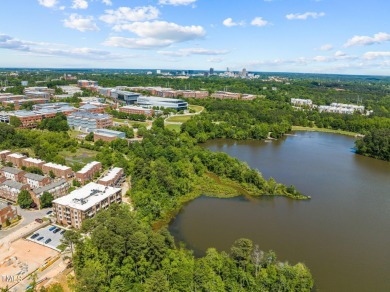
[71,204,313,292]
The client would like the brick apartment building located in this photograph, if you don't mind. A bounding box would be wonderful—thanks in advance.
[119,105,154,117]
[0,180,29,202]
[30,179,70,209]
[0,202,18,228]
[42,162,73,179]
[6,153,27,168]
[211,91,241,100]
[0,167,25,182]
[23,173,51,189]
[22,157,45,169]
[0,150,11,161]
[75,161,102,185]
[97,167,124,187]
[52,182,122,229]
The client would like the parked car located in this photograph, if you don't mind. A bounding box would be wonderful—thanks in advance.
[45,238,52,244]
[31,233,39,239]
[53,228,61,234]
[35,218,43,223]
[46,210,53,215]
[60,230,65,235]
[37,236,44,241]
[49,226,56,231]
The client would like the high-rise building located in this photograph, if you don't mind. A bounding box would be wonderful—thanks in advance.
[209,68,214,75]
[241,68,247,77]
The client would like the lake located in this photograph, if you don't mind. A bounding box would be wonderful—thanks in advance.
[169,131,390,292]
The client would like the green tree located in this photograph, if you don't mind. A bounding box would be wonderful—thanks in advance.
[85,132,94,142]
[49,170,56,179]
[26,166,44,175]
[18,190,33,209]
[9,116,22,128]
[40,192,54,208]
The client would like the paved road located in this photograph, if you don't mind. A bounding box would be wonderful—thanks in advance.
[0,201,51,240]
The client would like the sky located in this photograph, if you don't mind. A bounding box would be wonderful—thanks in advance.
[1,0,390,75]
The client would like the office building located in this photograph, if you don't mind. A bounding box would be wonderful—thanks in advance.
[52,182,122,229]
[110,90,141,105]
[78,104,105,114]
[137,96,188,111]
[67,111,112,133]
[78,80,98,89]
[119,105,154,117]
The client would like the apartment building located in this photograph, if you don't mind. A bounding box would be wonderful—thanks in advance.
[241,94,257,100]
[31,179,69,201]
[75,161,102,185]
[52,182,122,229]
[0,150,11,161]
[97,167,124,187]
[0,176,6,184]
[291,98,313,107]
[93,129,126,142]
[119,105,154,117]
[67,111,113,133]
[0,202,18,228]
[6,153,27,168]
[0,180,29,202]
[211,91,241,100]
[22,157,45,169]
[23,173,51,189]
[42,162,73,179]
[0,167,25,182]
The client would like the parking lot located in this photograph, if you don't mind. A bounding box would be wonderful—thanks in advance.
[27,225,66,252]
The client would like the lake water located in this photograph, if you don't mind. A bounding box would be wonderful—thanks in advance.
[169,132,390,292]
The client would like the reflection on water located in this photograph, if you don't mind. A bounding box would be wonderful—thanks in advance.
[169,132,390,292]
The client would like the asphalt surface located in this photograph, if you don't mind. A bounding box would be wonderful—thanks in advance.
[27,225,65,251]
[0,199,51,239]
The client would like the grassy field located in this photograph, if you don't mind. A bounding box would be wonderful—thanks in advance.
[291,126,359,137]
[60,148,98,165]
[165,124,181,133]
[166,115,193,123]
[68,130,85,138]
[189,104,204,113]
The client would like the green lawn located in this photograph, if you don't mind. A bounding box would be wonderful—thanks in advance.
[165,124,181,133]
[291,126,359,137]
[166,115,192,123]
[189,105,204,113]
[60,148,98,165]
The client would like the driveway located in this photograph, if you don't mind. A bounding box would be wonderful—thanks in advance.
[0,200,51,240]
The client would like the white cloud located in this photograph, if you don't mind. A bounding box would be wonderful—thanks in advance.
[334,50,346,57]
[112,21,205,42]
[318,44,333,51]
[100,6,159,24]
[286,12,325,20]
[344,32,390,48]
[72,0,88,9]
[38,0,58,8]
[223,18,244,27]
[158,48,229,57]
[103,37,172,49]
[363,51,390,60]
[0,34,127,60]
[159,0,196,6]
[102,0,112,5]
[251,17,269,27]
[63,14,100,32]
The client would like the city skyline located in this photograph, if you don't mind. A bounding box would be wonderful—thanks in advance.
[1,0,390,75]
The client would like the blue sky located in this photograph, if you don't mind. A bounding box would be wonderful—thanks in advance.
[1,0,390,75]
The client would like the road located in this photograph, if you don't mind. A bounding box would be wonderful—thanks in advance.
[0,201,51,240]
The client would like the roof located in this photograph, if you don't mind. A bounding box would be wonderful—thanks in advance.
[52,182,121,211]
[33,179,68,195]
[1,180,27,190]
[7,153,26,159]
[120,106,152,112]
[79,104,98,110]
[24,172,46,181]
[99,167,123,182]
[77,161,101,174]
[43,162,71,171]
[0,150,11,155]
[69,111,110,120]
[23,157,45,164]
[1,167,24,175]
[94,129,124,136]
